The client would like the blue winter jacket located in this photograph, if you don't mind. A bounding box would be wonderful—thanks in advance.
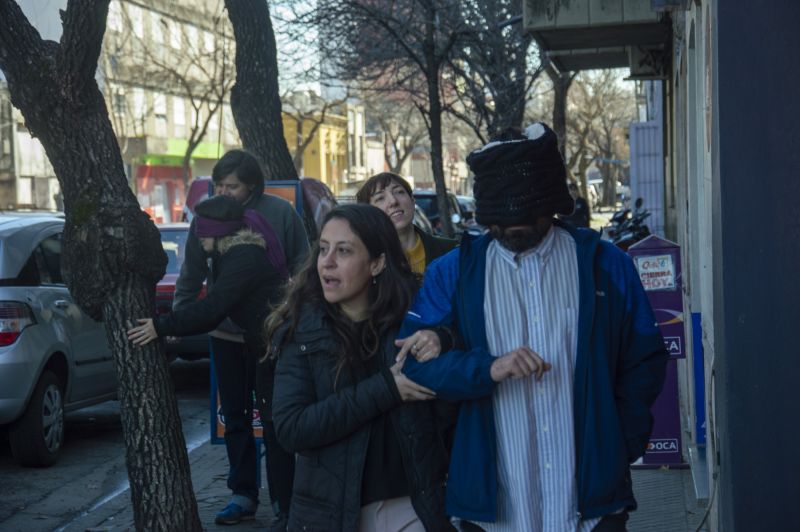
[399,222,668,522]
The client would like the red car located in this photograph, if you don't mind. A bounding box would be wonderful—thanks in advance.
[157,223,208,360]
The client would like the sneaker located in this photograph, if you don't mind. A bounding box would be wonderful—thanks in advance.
[215,502,256,525]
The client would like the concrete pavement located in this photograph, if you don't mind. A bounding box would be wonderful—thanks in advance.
[59,437,273,531]
[60,438,707,531]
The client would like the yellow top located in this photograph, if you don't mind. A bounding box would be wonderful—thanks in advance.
[405,234,426,275]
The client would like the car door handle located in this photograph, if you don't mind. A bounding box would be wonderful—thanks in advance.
[54,300,70,309]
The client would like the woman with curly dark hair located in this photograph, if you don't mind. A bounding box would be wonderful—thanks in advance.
[259,204,453,532]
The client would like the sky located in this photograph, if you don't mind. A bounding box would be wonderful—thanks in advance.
[3,0,325,97]
[0,0,66,82]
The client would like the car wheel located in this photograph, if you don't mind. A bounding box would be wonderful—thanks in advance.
[8,370,65,467]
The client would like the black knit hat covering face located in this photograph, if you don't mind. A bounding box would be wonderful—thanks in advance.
[467,122,574,227]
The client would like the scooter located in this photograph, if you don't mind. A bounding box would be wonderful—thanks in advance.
[602,206,632,241]
[611,198,651,250]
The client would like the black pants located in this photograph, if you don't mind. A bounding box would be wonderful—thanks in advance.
[263,420,295,516]
[212,337,258,503]
[592,511,629,532]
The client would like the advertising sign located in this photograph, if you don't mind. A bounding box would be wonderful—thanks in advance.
[629,236,685,360]
[264,180,303,211]
[639,361,683,466]
[628,235,685,466]
[635,254,676,291]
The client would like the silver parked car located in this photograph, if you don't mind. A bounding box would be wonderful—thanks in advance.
[0,213,116,466]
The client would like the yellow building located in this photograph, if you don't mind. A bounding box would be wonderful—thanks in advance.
[282,111,348,194]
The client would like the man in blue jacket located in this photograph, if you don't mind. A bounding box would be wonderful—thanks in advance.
[398,123,667,532]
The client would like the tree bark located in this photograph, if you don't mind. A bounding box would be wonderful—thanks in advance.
[293,118,304,174]
[105,278,200,530]
[491,70,528,135]
[547,65,575,158]
[182,152,194,189]
[225,0,297,181]
[423,7,453,238]
[427,74,453,237]
[0,2,201,530]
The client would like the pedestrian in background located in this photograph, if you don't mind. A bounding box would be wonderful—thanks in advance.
[265,204,454,532]
[398,123,668,531]
[357,173,462,453]
[356,172,456,276]
[560,181,591,228]
[127,194,289,527]
[127,194,283,361]
[174,150,308,527]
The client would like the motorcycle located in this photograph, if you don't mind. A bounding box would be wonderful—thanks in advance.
[605,198,651,250]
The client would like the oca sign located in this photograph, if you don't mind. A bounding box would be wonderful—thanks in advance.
[647,438,679,454]
[664,336,682,356]
[635,254,676,291]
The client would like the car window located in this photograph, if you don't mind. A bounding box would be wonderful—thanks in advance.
[449,195,461,215]
[38,234,64,284]
[413,206,434,234]
[160,229,188,275]
[414,196,437,218]
[7,254,41,286]
[458,198,476,214]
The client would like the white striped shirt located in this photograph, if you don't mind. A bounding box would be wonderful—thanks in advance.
[475,226,600,532]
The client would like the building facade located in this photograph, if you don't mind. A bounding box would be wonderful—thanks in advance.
[0,1,64,211]
[281,107,348,192]
[525,1,800,530]
[103,0,240,223]
[0,0,241,220]
[667,2,800,530]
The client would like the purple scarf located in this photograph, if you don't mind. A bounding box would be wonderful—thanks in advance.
[242,210,290,280]
[194,210,290,279]
[194,217,242,237]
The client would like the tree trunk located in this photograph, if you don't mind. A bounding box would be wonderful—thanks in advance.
[548,66,574,158]
[0,2,201,530]
[105,278,200,530]
[490,54,528,136]
[603,156,616,207]
[576,156,592,217]
[423,9,453,238]
[293,119,304,174]
[392,145,412,175]
[182,152,193,190]
[427,72,453,238]
[225,0,297,181]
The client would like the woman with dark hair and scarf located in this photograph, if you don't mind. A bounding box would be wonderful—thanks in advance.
[127,194,285,357]
[127,194,292,527]
[172,150,307,527]
[262,204,454,532]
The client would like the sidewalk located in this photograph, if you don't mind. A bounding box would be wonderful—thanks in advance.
[62,440,275,532]
[64,439,707,532]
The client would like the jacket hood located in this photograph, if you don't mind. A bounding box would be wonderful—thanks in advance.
[217,228,266,255]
